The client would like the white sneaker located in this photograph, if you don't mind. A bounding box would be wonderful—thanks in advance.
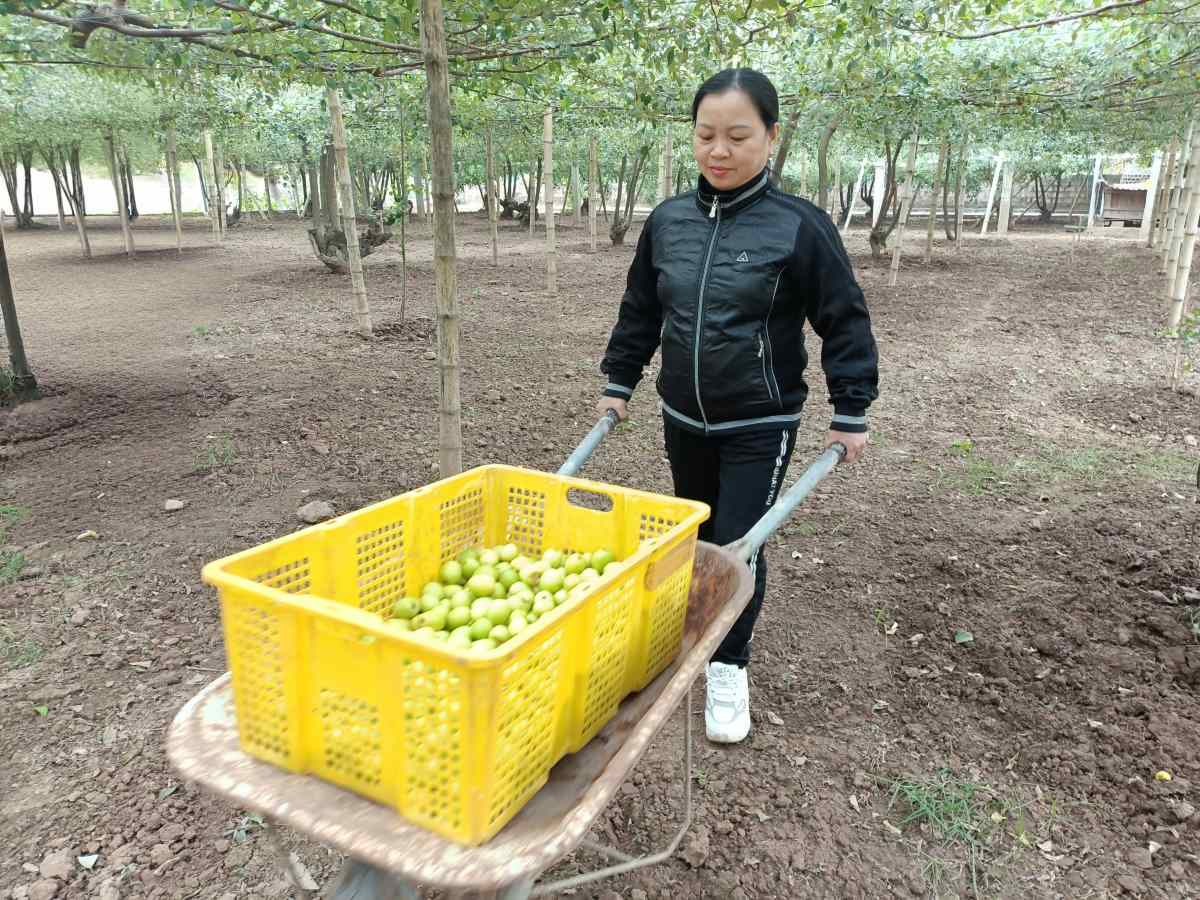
[705,662,750,743]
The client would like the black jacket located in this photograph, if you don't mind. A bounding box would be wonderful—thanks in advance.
[600,169,879,435]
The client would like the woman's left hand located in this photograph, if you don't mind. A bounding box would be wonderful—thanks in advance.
[826,430,868,464]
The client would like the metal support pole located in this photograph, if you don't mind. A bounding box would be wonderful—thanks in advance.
[530,686,694,896]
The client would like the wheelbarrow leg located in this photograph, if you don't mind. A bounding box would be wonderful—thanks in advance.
[328,859,419,899]
[328,859,534,899]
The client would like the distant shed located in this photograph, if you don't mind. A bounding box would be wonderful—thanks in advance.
[1099,170,1152,228]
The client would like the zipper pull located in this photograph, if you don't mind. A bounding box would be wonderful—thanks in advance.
[709,196,718,219]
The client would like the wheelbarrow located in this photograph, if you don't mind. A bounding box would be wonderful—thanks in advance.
[166,410,846,898]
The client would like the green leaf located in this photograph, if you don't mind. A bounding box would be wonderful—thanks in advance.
[954,630,974,645]
[33,705,48,716]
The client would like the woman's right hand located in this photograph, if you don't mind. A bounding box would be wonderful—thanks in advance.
[596,396,628,421]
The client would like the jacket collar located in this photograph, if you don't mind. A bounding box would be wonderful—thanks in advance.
[694,167,771,217]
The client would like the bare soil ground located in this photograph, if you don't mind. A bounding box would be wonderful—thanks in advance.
[1,211,1198,900]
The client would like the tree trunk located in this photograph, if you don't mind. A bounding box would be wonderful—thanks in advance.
[352,164,368,214]
[1162,122,1193,275]
[236,159,245,217]
[1140,150,1163,247]
[772,108,802,188]
[1154,142,1177,254]
[868,140,905,258]
[1157,143,1179,260]
[421,150,431,223]
[841,160,867,236]
[485,128,499,266]
[326,89,373,339]
[204,132,221,243]
[588,134,598,253]
[1085,154,1102,231]
[868,162,886,227]
[320,146,338,232]
[1166,119,1200,330]
[942,142,955,240]
[51,168,66,230]
[214,144,228,237]
[0,220,37,399]
[980,154,1004,235]
[661,130,672,202]
[105,133,135,256]
[21,151,34,224]
[0,156,23,229]
[611,154,628,245]
[1164,120,1198,308]
[45,148,90,258]
[610,145,651,245]
[306,161,320,224]
[421,0,464,478]
[997,162,1014,236]
[297,166,310,217]
[572,162,582,225]
[116,150,131,224]
[954,137,966,248]
[816,117,839,209]
[122,154,139,220]
[888,134,919,285]
[529,156,541,235]
[70,147,86,216]
[308,148,348,270]
[193,155,209,215]
[166,127,183,254]
[413,153,427,221]
[398,111,409,322]
[925,140,947,263]
[544,105,556,295]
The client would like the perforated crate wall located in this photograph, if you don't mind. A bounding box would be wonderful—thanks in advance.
[575,572,637,746]
[505,485,546,557]
[355,520,406,616]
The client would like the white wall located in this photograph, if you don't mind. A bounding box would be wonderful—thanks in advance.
[0,166,282,217]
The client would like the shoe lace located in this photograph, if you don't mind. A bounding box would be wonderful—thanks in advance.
[708,665,741,703]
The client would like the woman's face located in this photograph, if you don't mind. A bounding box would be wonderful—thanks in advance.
[692,89,780,192]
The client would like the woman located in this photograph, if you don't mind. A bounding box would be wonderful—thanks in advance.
[596,68,880,744]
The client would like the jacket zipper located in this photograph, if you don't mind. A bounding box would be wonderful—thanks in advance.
[694,196,721,429]
[764,270,783,407]
[757,331,774,402]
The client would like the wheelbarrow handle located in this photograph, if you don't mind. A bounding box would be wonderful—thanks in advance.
[727,442,846,563]
[557,409,621,477]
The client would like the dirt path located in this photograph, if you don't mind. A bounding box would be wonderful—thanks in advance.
[1,214,1197,900]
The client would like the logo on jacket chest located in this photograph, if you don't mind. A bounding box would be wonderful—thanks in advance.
[735,251,750,263]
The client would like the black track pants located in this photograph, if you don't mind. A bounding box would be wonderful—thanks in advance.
[663,418,798,667]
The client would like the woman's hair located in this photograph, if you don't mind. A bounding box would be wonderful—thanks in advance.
[690,68,780,130]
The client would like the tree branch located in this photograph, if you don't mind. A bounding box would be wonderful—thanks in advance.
[937,0,1151,40]
[314,0,385,23]
[14,5,268,39]
[210,0,421,53]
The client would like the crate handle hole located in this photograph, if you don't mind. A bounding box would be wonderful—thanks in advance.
[566,488,614,513]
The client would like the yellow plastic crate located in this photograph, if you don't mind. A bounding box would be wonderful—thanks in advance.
[202,464,709,845]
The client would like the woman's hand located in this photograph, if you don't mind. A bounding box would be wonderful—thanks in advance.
[596,396,629,421]
[826,430,867,463]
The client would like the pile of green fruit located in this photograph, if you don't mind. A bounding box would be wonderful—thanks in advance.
[388,543,622,653]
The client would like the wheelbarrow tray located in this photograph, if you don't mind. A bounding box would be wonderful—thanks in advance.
[167,541,752,892]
